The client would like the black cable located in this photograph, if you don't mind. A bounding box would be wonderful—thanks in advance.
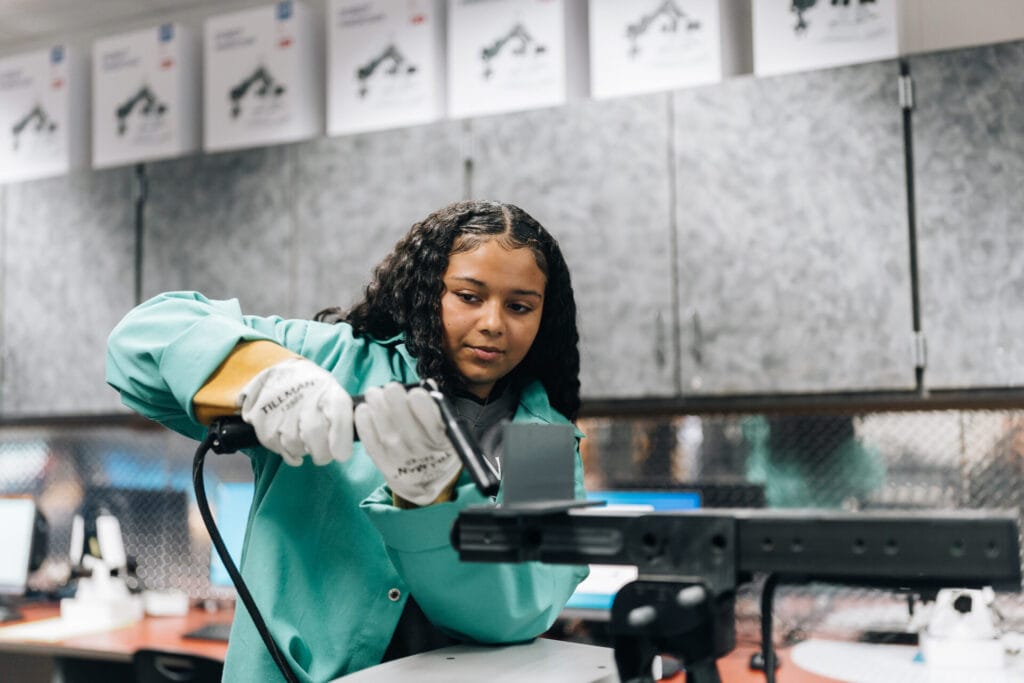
[193,432,300,683]
[760,573,780,683]
[189,390,490,682]
[133,163,147,306]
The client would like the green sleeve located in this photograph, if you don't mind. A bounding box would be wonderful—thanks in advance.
[105,291,339,440]
[360,453,589,644]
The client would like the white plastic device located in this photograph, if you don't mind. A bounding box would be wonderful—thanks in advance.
[61,512,142,626]
[920,587,1005,672]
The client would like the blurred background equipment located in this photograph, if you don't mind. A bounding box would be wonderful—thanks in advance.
[0,497,47,623]
[63,491,145,626]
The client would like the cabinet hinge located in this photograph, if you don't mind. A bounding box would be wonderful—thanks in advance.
[898,74,914,111]
[911,331,927,370]
[133,164,149,204]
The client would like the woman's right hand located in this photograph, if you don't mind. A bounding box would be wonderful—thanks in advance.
[354,382,462,507]
[237,358,354,466]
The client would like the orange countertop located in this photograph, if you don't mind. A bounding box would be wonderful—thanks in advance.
[0,603,230,663]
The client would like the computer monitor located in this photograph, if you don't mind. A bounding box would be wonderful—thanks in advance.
[597,482,766,509]
[563,489,702,614]
[209,482,254,589]
[0,497,41,622]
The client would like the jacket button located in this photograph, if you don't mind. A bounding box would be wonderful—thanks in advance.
[388,588,401,602]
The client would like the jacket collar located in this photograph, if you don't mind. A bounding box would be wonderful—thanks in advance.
[382,333,582,439]
[518,380,585,439]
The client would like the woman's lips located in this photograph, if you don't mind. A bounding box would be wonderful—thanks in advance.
[469,346,503,362]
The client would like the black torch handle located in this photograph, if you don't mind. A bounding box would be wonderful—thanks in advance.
[207,381,500,497]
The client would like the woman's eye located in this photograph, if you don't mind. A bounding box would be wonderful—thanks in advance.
[456,292,479,303]
[508,303,533,314]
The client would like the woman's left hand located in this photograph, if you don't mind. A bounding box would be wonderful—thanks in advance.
[355,382,462,507]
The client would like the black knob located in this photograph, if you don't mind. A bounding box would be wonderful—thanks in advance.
[952,594,973,614]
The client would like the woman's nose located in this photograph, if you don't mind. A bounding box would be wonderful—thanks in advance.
[478,301,505,335]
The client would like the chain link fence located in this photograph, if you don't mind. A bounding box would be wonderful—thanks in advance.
[2,408,1023,641]
[577,409,1024,645]
[0,422,251,600]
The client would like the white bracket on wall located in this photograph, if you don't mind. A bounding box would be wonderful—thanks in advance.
[898,73,914,111]
[911,331,928,370]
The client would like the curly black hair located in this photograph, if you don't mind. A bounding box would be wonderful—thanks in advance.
[315,200,581,421]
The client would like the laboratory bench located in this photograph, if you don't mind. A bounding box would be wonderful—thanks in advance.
[0,602,846,682]
[0,602,230,683]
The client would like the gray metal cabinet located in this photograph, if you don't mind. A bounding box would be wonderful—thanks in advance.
[291,122,465,320]
[673,61,916,395]
[911,41,1024,389]
[2,169,135,416]
[468,94,677,400]
[142,146,293,317]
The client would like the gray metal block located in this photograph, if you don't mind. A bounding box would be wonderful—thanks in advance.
[911,41,1024,389]
[291,122,466,321]
[142,146,293,317]
[469,95,677,400]
[2,168,135,416]
[673,61,915,394]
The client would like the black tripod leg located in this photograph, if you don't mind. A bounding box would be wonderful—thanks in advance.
[682,659,723,683]
[612,635,657,683]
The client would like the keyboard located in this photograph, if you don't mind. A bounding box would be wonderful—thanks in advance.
[182,621,232,642]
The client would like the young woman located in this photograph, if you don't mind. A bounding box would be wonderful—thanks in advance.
[105,200,588,682]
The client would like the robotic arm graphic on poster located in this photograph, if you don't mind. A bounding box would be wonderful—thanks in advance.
[92,23,198,168]
[755,0,899,76]
[204,1,320,153]
[11,104,58,151]
[447,0,587,118]
[588,0,731,100]
[0,45,84,183]
[326,0,444,136]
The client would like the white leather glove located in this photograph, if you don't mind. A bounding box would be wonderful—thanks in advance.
[237,358,354,466]
[354,382,461,507]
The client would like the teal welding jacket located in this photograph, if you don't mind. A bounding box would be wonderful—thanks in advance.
[105,291,589,683]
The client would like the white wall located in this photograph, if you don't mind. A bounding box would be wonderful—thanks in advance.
[5,1,1024,67]
[899,0,1024,54]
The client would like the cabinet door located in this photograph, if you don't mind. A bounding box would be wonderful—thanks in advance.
[469,94,677,399]
[911,41,1024,389]
[291,122,465,320]
[2,169,135,416]
[673,61,916,395]
[143,147,293,317]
